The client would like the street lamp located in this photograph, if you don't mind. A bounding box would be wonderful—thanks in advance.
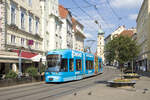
[18,47,24,78]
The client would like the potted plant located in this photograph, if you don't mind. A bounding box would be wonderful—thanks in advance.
[105,35,139,87]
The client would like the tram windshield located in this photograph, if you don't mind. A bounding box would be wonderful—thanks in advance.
[46,54,68,72]
[46,54,61,72]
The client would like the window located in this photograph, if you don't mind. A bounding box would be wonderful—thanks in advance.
[99,62,101,69]
[76,59,82,71]
[60,59,68,72]
[69,59,74,72]
[11,4,16,24]
[21,38,25,46]
[86,60,93,70]
[47,40,49,47]
[11,35,16,44]
[35,42,38,49]
[21,11,25,29]
[28,0,32,6]
[29,15,32,32]
[35,18,39,34]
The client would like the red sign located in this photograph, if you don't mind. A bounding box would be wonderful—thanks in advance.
[28,40,34,45]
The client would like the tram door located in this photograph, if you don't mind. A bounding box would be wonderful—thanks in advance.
[94,56,98,74]
[75,59,82,80]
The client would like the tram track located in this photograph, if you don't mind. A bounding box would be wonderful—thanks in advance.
[1,68,120,100]
[38,68,119,100]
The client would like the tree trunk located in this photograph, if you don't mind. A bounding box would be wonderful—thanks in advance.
[132,59,134,74]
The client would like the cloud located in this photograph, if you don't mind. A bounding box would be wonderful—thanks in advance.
[111,0,143,9]
[128,14,138,20]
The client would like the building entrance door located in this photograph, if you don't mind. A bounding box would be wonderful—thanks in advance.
[0,63,5,78]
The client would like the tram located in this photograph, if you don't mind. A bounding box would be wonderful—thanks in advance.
[45,49,103,83]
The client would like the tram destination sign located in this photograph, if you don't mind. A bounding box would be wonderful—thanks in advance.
[47,54,60,59]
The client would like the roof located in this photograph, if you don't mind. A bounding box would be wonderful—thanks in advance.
[59,5,69,19]
[72,17,86,38]
[120,30,134,37]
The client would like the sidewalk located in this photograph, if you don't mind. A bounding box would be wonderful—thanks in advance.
[57,76,150,100]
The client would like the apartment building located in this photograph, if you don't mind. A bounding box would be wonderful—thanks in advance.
[104,25,125,44]
[41,0,62,51]
[72,17,86,51]
[136,0,150,71]
[59,5,73,49]
[0,0,43,75]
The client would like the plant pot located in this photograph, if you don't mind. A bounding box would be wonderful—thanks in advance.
[124,73,141,79]
[108,79,136,87]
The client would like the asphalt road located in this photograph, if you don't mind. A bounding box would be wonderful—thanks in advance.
[0,67,120,100]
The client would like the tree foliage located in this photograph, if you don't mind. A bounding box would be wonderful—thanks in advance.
[105,35,139,66]
[26,67,38,78]
[6,70,18,79]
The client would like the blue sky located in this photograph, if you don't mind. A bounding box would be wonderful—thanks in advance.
[59,0,143,53]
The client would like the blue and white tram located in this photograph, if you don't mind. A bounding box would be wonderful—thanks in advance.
[45,49,103,83]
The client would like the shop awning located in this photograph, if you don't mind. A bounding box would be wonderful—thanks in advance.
[31,55,46,62]
[12,50,38,59]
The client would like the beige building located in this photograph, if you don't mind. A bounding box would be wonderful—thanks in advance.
[0,0,43,76]
[104,25,125,44]
[97,29,105,63]
[72,17,86,51]
[136,0,150,71]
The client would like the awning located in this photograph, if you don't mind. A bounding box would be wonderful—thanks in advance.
[12,49,38,59]
[31,55,46,62]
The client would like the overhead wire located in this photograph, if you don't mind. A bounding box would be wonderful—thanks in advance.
[83,0,114,31]
[106,0,122,21]
[71,0,98,31]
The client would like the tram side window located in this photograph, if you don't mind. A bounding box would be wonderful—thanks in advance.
[60,59,68,72]
[69,59,74,72]
[99,62,101,69]
[76,59,82,71]
[86,60,93,70]
[89,61,94,69]
[86,61,89,70]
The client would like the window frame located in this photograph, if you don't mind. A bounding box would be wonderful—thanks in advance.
[21,10,25,29]
[60,58,68,72]
[69,59,74,72]
[11,35,16,44]
[76,59,82,71]
[21,38,25,46]
[29,15,32,33]
[10,4,16,25]
[35,17,39,34]
[86,60,94,70]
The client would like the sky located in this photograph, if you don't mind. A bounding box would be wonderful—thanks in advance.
[59,0,144,53]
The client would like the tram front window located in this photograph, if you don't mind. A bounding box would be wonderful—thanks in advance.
[46,55,61,72]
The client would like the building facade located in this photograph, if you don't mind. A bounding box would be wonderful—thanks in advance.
[136,0,150,71]
[97,29,105,63]
[72,17,86,51]
[0,0,43,75]
[41,0,62,51]
[105,25,125,45]
[59,5,73,49]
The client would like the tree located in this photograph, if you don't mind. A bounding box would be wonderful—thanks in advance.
[105,35,139,78]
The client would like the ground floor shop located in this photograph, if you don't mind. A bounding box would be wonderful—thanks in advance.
[0,50,46,79]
